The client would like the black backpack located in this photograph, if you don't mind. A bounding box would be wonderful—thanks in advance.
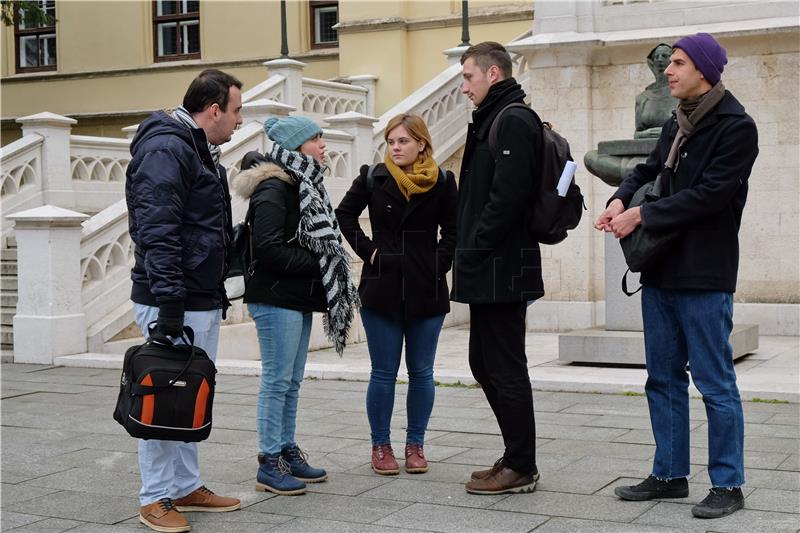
[113,326,217,442]
[488,103,585,245]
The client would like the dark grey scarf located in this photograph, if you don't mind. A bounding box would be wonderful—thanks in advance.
[665,82,726,170]
[171,106,221,166]
[270,143,359,355]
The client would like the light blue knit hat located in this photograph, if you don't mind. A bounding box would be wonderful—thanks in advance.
[263,116,322,151]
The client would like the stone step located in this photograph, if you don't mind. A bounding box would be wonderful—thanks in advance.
[1,293,18,308]
[1,308,13,326]
[1,276,17,291]
[1,325,12,347]
[0,248,17,262]
[5,235,16,248]
[0,261,17,276]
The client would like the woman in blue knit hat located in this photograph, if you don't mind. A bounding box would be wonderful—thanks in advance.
[231,116,359,495]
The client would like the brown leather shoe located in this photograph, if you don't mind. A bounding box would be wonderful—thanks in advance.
[471,457,504,481]
[173,486,240,513]
[139,498,190,533]
[371,444,400,475]
[404,444,428,474]
[465,465,539,495]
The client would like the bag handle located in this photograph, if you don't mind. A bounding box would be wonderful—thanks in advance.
[130,323,199,396]
[621,268,642,296]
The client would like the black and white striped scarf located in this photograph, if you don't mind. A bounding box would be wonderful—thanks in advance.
[171,106,222,166]
[270,143,359,355]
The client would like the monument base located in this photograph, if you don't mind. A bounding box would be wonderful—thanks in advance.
[558,324,759,365]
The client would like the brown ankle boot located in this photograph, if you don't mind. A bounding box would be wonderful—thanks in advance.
[470,457,504,481]
[371,444,399,475]
[465,465,539,495]
[139,498,190,532]
[405,444,428,474]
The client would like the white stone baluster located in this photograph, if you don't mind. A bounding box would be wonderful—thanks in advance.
[16,113,77,209]
[241,99,294,126]
[346,75,379,117]
[7,205,89,363]
[264,58,306,111]
[122,124,139,140]
[325,112,379,171]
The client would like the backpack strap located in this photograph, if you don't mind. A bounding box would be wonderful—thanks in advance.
[487,103,542,157]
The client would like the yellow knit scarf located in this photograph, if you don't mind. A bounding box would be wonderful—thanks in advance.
[383,153,439,201]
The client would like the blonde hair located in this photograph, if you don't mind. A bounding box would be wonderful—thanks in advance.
[384,114,434,161]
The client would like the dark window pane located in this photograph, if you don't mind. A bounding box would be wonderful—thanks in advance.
[158,22,177,55]
[157,1,177,16]
[20,36,38,67]
[315,6,338,44]
[185,1,199,14]
[183,22,200,54]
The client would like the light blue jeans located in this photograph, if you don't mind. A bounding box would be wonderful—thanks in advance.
[248,303,312,455]
[642,288,745,488]
[133,303,222,506]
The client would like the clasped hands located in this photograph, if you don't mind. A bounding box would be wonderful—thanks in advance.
[594,199,641,239]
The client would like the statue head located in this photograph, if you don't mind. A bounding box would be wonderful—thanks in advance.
[647,44,672,82]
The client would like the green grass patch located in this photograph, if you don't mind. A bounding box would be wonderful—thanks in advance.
[751,397,790,404]
[433,380,480,389]
[622,391,645,397]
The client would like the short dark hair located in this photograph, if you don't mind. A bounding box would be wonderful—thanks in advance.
[182,69,243,114]
[460,41,513,79]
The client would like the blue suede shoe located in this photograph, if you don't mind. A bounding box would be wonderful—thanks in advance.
[256,453,307,495]
[281,445,328,482]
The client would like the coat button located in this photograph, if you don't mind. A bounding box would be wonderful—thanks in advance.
[385,204,392,212]
[681,152,687,158]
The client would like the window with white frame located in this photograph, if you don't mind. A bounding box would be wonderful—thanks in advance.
[15,0,57,72]
[310,1,338,48]
[153,0,200,61]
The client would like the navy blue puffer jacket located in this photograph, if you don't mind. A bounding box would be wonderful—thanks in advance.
[125,111,233,311]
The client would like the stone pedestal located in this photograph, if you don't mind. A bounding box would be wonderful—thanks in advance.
[7,205,89,363]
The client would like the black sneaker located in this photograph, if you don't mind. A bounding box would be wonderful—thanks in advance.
[614,475,689,501]
[692,487,744,518]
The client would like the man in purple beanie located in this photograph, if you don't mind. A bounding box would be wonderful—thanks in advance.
[595,33,758,519]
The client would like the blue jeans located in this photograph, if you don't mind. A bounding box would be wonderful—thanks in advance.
[133,303,222,506]
[642,287,745,488]
[248,303,312,455]
[361,308,445,446]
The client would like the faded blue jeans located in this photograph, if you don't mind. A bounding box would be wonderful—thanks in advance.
[642,287,745,488]
[133,303,222,506]
[361,308,445,446]
[248,303,312,455]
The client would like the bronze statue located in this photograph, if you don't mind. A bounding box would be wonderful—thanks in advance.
[584,43,678,186]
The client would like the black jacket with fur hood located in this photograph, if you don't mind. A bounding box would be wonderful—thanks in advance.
[232,152,327,313]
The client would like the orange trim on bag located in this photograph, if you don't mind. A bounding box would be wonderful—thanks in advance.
[141,374,154,424]
[193,378,210,428]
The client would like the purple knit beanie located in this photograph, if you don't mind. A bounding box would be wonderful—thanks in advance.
[672,33,727,85]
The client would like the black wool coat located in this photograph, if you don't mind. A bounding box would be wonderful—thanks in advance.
[335,163,458,318]
[611,91,759,293]
[232,152,327,313]
[451,78,545,304]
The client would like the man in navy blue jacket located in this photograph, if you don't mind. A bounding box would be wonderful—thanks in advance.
[595,33,758,519]
[125,69,243,532]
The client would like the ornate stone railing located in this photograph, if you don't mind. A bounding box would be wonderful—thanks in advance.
[69,135,130,213]
[241,74,286,104]
[0,134,44,244]
[302,78,368,123]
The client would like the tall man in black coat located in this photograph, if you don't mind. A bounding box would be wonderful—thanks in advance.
[452,42,543,495]
[596,33,758,519]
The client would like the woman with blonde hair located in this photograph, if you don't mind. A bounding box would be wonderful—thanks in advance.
[336,114,457,475]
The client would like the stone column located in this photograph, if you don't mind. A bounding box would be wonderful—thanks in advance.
[324,111,379,167]
[263,58,307,111]
[443,46,469,66]
[346,75,379,117]
[16,112,77,209]
[241,99,295,126]
[121,124,139,140]
[8,205,89,363]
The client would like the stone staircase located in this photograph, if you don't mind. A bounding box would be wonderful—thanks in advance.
[1,237,17,361]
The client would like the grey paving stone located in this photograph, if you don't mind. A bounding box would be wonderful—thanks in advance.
[575,414,654,430]
[296,435,365,454]
[45,449,139,473]
[199,457,257,485]
[777,454,799,471]
[248,492,409,523]
[537,439,655,460]
[534,411,601,426]
[742,467,800,490]
[295,419,352,436]
[536,423,629,442]
[491,491,656,522]
[204,427,257,446]
[314,451,371,474]
[634,501,800,532]
[1,460,75,485]
[361,477,506,508]
[12,490,137,524]
[2,517,84,532]
[683,447,791,470]
[744,487,800,513]
[54,526,142,533]
[20,467,141,497]
[766,414,800,426]
[0,511,45,530]
[374,502,549,532]
[180,509,292,531]
[536,470,621,495]
[426,432,504,450]
[55,432,138,454]
[1,483,61,507]
[304,472,392,497]
[740,422,800,438]
[531,516,686,532]
[427,416,502,434]
[558,456,652,478]
[269,517,420,533]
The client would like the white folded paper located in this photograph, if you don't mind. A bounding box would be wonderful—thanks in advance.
[556,160,577,197]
